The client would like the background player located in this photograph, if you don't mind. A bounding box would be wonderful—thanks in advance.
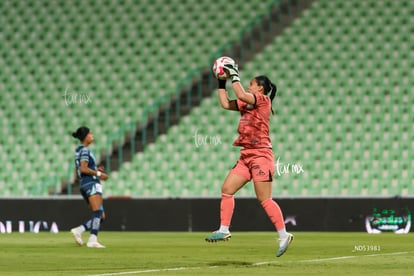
[70,126,108,248]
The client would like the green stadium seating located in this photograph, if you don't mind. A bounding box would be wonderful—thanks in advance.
[1,0,413,197]
[0,0,280,195]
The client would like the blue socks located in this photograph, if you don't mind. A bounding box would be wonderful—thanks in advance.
[90,210,103,236]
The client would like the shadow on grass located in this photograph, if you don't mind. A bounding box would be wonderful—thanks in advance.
[208,261,253,267]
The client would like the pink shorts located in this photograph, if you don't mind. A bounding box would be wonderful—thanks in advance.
[230,148,275,182]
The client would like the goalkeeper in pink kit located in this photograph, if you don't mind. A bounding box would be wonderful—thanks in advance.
[205,61,293,257]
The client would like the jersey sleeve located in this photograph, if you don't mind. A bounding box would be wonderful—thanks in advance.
[237,94,257,109]
[236,99,247,110]
[79,147,90,163]
[254,94,269,109]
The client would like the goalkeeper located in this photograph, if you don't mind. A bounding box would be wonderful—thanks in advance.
[205,62,293,257]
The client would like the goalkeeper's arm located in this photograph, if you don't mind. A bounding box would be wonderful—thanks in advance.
[217,79,238,111]
[223,64,256,105]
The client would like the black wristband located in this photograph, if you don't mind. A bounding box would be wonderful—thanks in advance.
[218,79,227,89]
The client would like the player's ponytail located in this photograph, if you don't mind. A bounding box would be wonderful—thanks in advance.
[72,126,90,142]
[268,82,277,102]
[255,75,277,114]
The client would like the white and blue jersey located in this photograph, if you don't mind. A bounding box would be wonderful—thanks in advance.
[74,145,101,187]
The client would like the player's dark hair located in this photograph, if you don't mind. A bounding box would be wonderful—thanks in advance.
[255,75,277,114]
[72,126,90,142]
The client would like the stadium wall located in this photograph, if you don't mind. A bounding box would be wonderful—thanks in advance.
[0,197,412,233]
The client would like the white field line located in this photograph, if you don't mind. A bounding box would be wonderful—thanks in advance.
[298,251,410,263]
[89,251,412,276]
[88,266,219,276]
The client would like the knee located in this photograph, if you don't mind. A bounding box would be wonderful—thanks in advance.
[221,186,234,195]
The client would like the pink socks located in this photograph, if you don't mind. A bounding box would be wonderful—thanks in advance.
[219,194,286,236]
[220,193,235,228]
[261,198,285,231]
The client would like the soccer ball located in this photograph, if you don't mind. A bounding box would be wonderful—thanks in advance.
[212,56,236,80]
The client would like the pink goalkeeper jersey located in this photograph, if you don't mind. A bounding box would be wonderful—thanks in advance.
[233,94,272,149]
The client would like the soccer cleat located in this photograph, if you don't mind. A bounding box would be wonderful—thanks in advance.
[276,233,294,257]
[205,231,232,242]
[86,241,106,248]
[70,227,84,246]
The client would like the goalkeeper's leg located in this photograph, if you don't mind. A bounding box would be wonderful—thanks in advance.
[255,180,293,257]
[205,172,248,242]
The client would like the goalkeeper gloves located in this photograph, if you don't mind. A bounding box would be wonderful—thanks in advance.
[223,63,240,83]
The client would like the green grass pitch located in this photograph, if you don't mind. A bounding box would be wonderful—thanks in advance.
[0,232,413,275]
